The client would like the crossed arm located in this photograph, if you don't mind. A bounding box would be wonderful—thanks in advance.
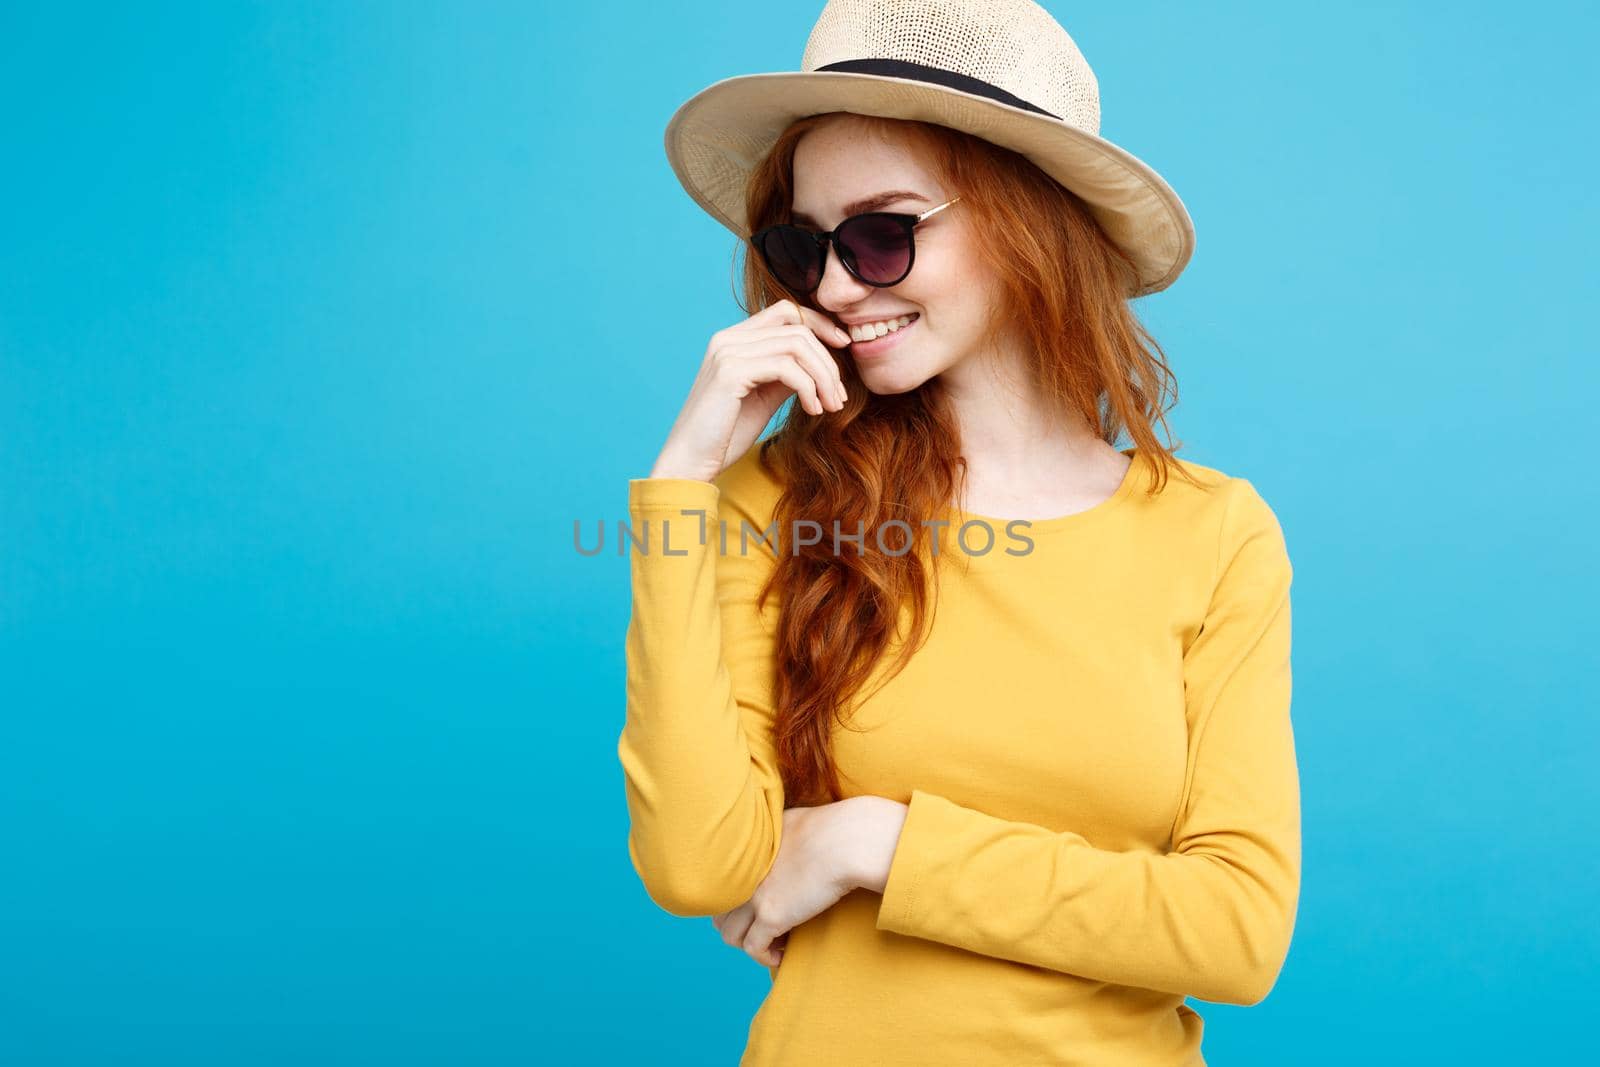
[621,471,1299,1007]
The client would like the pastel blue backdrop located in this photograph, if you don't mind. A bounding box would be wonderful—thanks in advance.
[3,2,1595,1063]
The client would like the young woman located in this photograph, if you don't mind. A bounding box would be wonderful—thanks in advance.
[619,2,1299,1063]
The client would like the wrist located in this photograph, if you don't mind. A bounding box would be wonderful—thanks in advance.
[648,468,710,482]
[837,795,909,895]
[649,446,720,482]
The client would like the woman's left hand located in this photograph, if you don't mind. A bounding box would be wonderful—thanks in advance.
[712,796,908,967]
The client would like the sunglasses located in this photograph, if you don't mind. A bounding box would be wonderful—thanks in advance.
[749,196,962,296]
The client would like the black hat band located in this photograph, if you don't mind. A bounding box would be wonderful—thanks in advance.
[814,58,1061,120]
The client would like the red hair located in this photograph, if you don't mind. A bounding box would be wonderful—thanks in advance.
[736,112,1205,805]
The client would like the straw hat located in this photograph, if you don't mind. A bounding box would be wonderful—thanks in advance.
[663,0,1195,298]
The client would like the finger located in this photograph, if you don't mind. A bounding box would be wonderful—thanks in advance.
[797,306,855,353]
[743,921,784,968]
[719,904,756,950]
[752,299,854,355]
[782,324,847,408]
[727,325,846,408]
[718,343,827,417]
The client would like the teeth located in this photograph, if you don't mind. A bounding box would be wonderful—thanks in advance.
[849,313,916,342]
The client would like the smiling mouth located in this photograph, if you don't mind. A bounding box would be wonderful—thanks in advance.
[847,312,920,345]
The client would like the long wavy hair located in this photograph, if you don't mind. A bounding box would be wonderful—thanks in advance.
[735,111,1204,806]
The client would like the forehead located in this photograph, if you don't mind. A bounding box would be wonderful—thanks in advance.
[790,123,940,226]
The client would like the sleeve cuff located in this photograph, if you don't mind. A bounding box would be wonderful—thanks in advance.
[628,476,720,513]
[874,788,959,935]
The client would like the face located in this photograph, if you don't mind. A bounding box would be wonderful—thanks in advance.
[790,119,998,395]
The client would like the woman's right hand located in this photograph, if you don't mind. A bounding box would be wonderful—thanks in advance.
[649,299,852,483]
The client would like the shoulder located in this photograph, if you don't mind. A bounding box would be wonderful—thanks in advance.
[1153,453,1283,523]
[1145,452,1290,583]
[1207,469,1291,589]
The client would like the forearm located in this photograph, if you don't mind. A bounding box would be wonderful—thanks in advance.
[872,789,1299,1005]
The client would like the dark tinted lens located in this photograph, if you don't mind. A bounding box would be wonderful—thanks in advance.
[759,227,822,293]
[837,214,912,285]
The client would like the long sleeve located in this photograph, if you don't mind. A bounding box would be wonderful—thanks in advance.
[874,477,1300,1006]
[617,462,787,917]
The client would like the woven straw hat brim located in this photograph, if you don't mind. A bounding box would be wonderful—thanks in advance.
[664,69,1195,298]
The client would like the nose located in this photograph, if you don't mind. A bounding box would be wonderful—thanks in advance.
[814,237,873,312]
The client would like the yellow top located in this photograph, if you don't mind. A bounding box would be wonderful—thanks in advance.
[618,443,1299,1066]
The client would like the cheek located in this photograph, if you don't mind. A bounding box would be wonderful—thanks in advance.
[918,269,989,337]
[912,243,991,314]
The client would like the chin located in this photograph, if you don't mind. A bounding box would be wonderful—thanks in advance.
[856,363,935,396]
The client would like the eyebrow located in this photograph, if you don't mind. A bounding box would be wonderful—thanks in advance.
[790,190,932,228]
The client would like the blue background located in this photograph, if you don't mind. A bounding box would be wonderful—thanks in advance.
[3,1,1595,1062]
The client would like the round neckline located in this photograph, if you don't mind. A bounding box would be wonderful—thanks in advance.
[946,446,1145,537]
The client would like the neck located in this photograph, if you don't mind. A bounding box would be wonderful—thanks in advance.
[937,337,1112,480]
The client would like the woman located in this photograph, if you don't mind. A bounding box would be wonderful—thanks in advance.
[618,1,1299,1063]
